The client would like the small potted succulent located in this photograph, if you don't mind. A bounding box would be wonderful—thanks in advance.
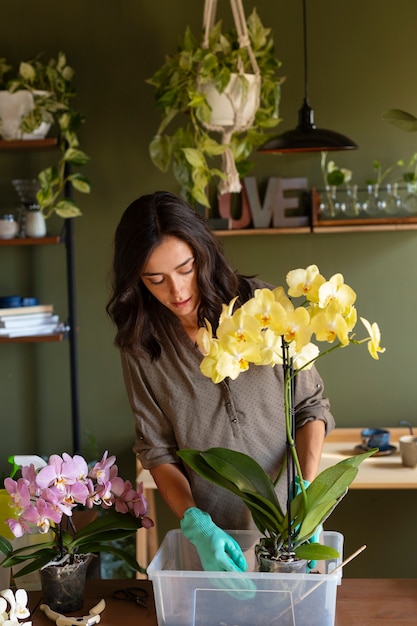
[148,6,283,208]
[0,52,90,219]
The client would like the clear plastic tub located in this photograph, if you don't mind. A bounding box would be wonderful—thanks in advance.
[147,529,344,626]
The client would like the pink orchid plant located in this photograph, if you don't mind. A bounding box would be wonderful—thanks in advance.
[0,451,153,577]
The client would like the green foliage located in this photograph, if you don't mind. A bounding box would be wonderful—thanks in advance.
[0,52,91,218]
[147,9,283,207]
[382,108,417,133]
[178,446,376,561]
[0,510,146,577]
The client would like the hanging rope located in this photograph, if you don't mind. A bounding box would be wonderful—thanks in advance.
[201,0,261,194]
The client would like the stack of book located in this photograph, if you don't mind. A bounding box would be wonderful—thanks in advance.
[0,304,66,338]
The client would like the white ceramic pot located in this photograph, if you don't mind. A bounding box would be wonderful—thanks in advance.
[0,90,50,140]
[201,73,260,128]
[25,207,47,238]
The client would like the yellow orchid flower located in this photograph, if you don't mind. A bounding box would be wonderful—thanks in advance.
[217,308,262,344]
[291,342,320,370]
[318,273,356,313]
[196,321,216,356]
[310,306,350,345]
[283,306,313,351]
[286,264,326,302]
[258,327,284,366]
[200,351,224,383]
[215,335,261,380]
[360,317,386,360]
[344,305,358,333]
[198,265,384,385]
[272,286,294,312]
[218,296,239,325]
[242,288,287,332]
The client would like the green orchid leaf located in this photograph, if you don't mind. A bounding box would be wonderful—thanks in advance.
[0,535,12,556]
[336,448,378,468]
[179,448,284,535]
[2,547,57,573]
[200,448,281,506]
[70,510,143,540]
[294,542,340,561]
[85,543,145,573]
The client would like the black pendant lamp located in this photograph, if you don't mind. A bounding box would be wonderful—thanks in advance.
[259,0,358,153]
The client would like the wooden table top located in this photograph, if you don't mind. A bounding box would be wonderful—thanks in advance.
[29,578,417,625]
[320,427,417,489]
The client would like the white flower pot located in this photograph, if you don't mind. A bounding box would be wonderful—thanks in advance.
[0,90,50,140]
[202,73,260,128]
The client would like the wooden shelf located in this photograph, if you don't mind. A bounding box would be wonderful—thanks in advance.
[0,332,67,343]
[0,234,62,246]
[213,188,417,235]
[0,138,58,150]
[215,227,311,236]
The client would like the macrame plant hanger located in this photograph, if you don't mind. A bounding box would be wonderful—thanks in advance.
[201,0,261,194]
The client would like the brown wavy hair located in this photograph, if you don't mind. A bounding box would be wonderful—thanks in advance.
[106,191,253,359]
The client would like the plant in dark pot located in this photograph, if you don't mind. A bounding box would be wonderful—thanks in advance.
[0,52,90,220]
[0,451,153,612]
[178,264,384,572]
[147,0,283,208]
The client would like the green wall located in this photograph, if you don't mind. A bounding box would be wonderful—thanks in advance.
[1,0,417,577]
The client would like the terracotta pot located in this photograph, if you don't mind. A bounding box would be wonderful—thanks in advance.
[39,554,91,613]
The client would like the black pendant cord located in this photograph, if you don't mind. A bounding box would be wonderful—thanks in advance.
[302,0,309,105]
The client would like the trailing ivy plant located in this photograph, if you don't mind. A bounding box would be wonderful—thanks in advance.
[0,52,90,219]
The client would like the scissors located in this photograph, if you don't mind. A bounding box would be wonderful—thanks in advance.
[111,586,149,609]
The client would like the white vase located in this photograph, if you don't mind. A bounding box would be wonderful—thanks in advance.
[25,207,47,238]
[201,73,260,128]
[0,90,50,140]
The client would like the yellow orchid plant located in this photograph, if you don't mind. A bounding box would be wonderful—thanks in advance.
[178,265,384,565]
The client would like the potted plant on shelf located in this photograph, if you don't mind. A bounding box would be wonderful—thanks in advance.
[147,1,283,207]
[0,52,90,219]
[178,264,384,571]
[0,450,153,613]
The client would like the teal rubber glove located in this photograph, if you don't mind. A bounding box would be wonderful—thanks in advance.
[180,507,248,572]
[291,476,322,571]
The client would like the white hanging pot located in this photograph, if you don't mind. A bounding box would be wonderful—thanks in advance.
[201,72,260,129]
[0,90,51,140]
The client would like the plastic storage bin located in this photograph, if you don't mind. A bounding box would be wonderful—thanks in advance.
[147,529,344,626]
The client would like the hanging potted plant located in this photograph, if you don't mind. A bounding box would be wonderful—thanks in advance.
[0,52,90,220]
[147,0,283,207]
[178,264,384,571]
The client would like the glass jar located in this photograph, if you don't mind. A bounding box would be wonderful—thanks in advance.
[404,182,417,214]
[385,183,402,215]
[25,205,46,238]
[362,183,380,217]
[344,185,360,218]
[0,214,19,239]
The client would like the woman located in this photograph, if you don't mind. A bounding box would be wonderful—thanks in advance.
[107,191,335,573]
